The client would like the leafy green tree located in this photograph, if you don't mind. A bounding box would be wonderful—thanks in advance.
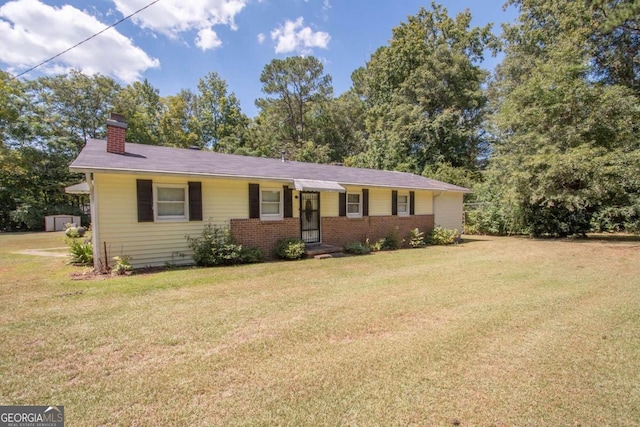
[588,0,640,93]
[478,0,640,236]
[255,56,334,162]
[351,3,498,174]
[319,90,367,163]
[30,70,121,155]
[114,79,163,145]
[158,89,202,148]
[0,71,24,148]
[0,70,119,230]
[197,72,249,152]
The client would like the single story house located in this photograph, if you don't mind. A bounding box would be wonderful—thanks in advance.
[70,114,470,269]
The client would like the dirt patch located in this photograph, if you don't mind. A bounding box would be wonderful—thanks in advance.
[71,270,111,281]
[15,248,68,258]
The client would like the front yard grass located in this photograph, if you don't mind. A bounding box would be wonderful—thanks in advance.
[1,232,638,425]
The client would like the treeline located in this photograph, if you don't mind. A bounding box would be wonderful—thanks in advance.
[1,0,638,235]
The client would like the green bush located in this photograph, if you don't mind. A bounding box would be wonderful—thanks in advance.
[112,255,133,275]
[187,223,262,267]
[427,226,459,245]
[407,228,425,248]
[381,233,400,250]
[240,247,266,264]
[344,241,371,255]
[367,238,384,252]
[9,204,43,231]
[66,238,93,265]
[276,237,306,260]
[65,226,86,238]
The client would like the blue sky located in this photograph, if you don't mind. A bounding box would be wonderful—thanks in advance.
[0,0,518,117]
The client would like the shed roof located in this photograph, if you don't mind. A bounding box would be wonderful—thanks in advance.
[70,139,471,193]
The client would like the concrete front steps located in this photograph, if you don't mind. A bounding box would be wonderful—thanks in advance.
[304,243,344,259]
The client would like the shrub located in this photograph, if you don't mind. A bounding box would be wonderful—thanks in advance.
[112,255,133,275]
[240,247,266,264]
[276,237,306,260]
[9,204,43,231]
[381,233,400,250]
[66,238,93,265]
[368,238,384,252]
[427,226,459,245]
[187,223,260,267]
[65,226,86,238]
[344,241,371,255]
[407,228,426,248]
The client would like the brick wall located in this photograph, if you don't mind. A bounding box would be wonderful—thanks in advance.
[230,215,434,256]
[106,123,127,154]
[230,218,299,257]
[322,215,435,248]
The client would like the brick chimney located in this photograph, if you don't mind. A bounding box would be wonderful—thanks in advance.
[106,113,127,154]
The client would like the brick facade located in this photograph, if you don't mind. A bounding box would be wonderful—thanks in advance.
[230,218,299,257]
[230,214,434,256]
[321,214,435,248]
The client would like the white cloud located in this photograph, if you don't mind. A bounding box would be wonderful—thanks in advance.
[112,0,246,50]
[0,0,159,82]
[195,27,222,50]
[257,33,265,44]
[270,17,330,55]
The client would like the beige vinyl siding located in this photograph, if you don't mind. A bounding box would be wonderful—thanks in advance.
[434,192,464,231]
[414,190,433,215]
[94,173,253,268]
[291,190,300,218]
[368,188,392,216]
[321,192,339,217]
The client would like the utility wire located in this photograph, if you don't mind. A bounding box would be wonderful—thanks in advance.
[11,0,160,80]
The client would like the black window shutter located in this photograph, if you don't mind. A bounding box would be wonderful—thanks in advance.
[391,190,398,216]
[283,186,293,218]
[249,183,260,219]
[188,182,203,221]
[362,189,369,217]
[409,191,415,215]
[137,179,154,222]
[339,192,346,217]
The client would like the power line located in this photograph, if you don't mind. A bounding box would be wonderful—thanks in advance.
[11,0,161,80]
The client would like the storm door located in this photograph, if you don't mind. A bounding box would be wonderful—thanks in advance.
[300,192,320,244]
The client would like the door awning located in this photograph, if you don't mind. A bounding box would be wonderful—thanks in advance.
[293,179,346,193]
[65,181,90,194]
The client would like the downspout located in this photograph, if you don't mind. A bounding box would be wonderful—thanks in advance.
[86,172,101,272]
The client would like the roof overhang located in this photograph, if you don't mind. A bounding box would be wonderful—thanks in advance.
[65,181,90,194]
[293,179,346,193]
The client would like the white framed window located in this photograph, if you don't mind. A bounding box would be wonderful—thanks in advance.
[397,194,409,216]
[154,184,189,221]
[347,192,362,218]
[260,188,283,220]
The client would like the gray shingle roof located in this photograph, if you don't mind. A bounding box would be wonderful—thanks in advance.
[70,139,471,193]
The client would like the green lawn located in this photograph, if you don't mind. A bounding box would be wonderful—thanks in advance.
[1,232,639,426]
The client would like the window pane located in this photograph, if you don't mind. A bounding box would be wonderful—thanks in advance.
[262,202,280,215]
[262,190,280,203]
[347,194,360,203]
[158,202,185,216]
[347,204,360,214]
[157,187,185,202]
[398,195,408,204]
